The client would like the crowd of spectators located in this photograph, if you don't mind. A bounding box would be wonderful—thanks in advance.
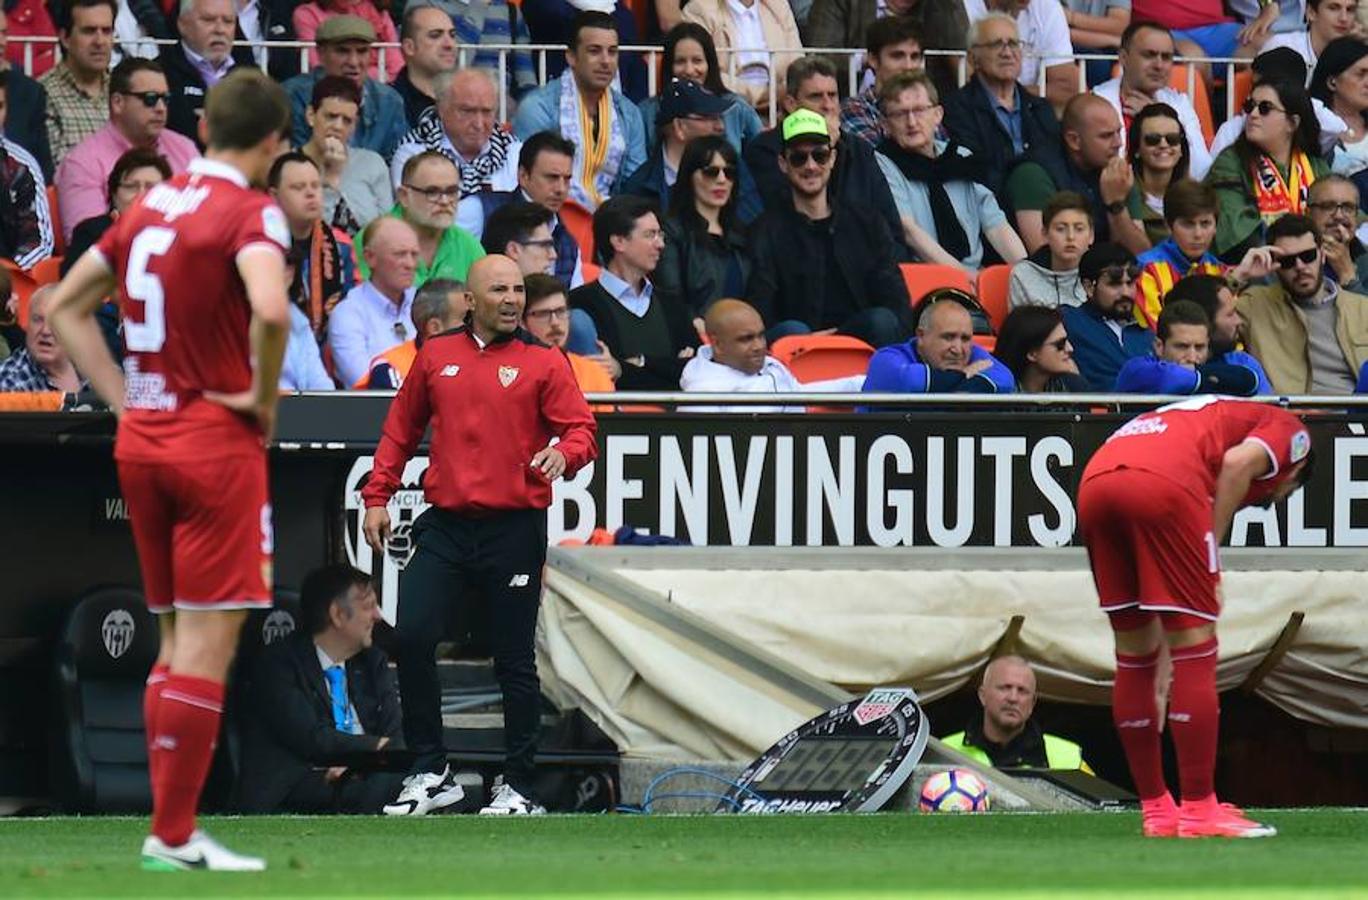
[5,0,1368,401]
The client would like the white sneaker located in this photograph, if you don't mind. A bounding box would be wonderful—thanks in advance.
[382,765,466,816]
[140,830,266,872]
[479,776,546,815]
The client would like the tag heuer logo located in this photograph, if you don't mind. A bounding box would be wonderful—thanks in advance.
[498,366,519,387]
[852,688,916,725]
[441,365,460,377]
[101,609,136,659]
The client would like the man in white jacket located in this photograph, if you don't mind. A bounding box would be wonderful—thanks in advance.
[679,299,862,411]
[1091,21,1214,180]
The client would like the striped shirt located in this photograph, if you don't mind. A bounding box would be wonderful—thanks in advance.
[449,0,536,97]
[0,136,54,269]
[38,63,110,163]
[1135,237,1225,329]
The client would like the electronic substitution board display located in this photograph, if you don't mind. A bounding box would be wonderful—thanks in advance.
[718,687,929,814]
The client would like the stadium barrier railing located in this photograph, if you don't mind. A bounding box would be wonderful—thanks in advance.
[9,35,1248,128]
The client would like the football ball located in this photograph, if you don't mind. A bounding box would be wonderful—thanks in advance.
[919,769,990,813]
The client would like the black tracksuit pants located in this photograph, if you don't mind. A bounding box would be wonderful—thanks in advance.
[393,506,546,795]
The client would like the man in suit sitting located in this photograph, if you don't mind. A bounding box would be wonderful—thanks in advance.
[236,565,463,815]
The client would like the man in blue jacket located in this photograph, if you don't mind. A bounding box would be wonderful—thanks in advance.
[864,297,1014,394]
[1165,273,1273,394]
[1062,243,1152,389]
[1115,300,1264,395]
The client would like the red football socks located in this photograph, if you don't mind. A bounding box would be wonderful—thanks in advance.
[1168,637,1220,802]
[1113,647,1168,801]
[143,663,171,786]
[150,674,225,847]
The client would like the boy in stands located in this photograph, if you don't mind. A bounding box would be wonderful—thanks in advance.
[1077,396,1313,838]
[48,68,293,871]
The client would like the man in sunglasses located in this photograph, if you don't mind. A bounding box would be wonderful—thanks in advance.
[1091,21,1213,179]
[1306,174,1368,291]
[1236,212,1368,393]
[748,108,912,349]
[1062,242,1154,388]
[55,57,199,244]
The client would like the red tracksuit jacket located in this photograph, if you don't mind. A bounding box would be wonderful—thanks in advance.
[362,327,598,514]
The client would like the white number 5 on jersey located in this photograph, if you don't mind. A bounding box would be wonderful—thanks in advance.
[123,226,177,353]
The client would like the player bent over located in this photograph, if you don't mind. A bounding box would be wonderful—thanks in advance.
[49,69,293,870]
[1078,397,1312,839]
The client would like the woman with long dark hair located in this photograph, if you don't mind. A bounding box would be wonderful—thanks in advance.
[654,135,751,326]
[638,23,765,154]
[995,305,1089,392]
[1310,37,1368,178]
[1205,79,1330,259]
[1127,103,1190,246]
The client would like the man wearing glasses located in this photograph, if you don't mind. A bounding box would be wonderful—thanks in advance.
[962,0,1077,110]
[1237,212,1368,393]
[941,13,1062,199]
[1306,174,1368,291]
[353,151,485,289]
[748,108,911,349]
[55,57,199,243]
[1062,242,1155,388]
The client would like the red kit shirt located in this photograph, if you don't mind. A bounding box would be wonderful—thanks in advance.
[94,158,291,463]
[1130,0,1230,31]
[363,327,598,515]
[1084,397,1311,506]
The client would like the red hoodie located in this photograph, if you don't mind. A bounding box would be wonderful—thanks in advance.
[362,327,598,515]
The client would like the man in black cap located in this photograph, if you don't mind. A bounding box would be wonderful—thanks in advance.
[1061,242,1154,389]
[621,79,731,214]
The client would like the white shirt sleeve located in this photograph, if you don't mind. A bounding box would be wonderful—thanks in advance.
[1034,0,1074,66]
[1172,93,1214,180]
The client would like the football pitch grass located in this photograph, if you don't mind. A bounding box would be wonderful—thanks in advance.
[3,810,1367,899]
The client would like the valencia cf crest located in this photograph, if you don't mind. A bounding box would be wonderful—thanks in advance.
[498,366,519,388]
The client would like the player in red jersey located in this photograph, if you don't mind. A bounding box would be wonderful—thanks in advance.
[48,69,293,871]
[1078,396,1313,839]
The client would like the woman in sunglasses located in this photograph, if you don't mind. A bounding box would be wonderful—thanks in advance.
[1126,103,1190,246]
[995,305,1090,393]
[637,23,765,156]
[1309,37,1368,180]
[1204,79,1330,259]
[655,135,751,330]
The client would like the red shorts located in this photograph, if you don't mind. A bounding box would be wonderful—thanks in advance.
[1077,468,1219,631]
[118,454,273,614]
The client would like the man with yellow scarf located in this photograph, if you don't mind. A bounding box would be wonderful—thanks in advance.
[512,10,646,211]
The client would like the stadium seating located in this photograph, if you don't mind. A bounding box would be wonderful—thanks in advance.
[900,263,974,307]
[51,586,159,813]
[976,264,1011,333]
[769,334,874,382]
[1171,64,1215,146]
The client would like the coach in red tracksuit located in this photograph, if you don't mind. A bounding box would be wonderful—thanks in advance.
[361,255,597,816]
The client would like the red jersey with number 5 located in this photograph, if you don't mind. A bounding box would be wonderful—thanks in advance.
[1083,397,1311,507]
[93,158,291,463]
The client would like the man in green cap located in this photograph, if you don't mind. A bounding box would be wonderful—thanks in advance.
[746,107,912,349]
[283,15,408,160]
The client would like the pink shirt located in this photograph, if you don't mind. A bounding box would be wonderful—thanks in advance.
[55,122,200,242]
[293,2,401,80]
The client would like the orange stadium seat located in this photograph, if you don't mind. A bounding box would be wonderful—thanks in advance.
[769,334,875,383]
[899,263,974,307]
[31,255,62,286]
[3,258,39,329]
[1170,64,1215,146]
[1232,67,1254,122]
[976,264,1011,333]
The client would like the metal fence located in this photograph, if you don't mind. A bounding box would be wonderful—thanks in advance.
[10,35,1250,127]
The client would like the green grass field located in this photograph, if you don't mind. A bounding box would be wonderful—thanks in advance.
[2,811,1367,899]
